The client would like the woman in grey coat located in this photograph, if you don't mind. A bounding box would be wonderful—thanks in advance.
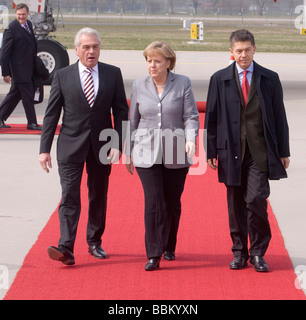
[126,41,199,271]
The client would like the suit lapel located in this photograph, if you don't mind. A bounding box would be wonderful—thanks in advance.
[19,20,35,44]
[224,63,244,110]
[73,61,90,108]
[160,72,175,101]
[27,21,37,44]
[247,72,256,105]
[146,76,159,101]
[93,62,104,108]
[234,66,244,107]
[254,61,264,97]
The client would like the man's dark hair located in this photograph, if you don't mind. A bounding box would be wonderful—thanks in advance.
[15,3,29,12]
[230,29,255,48]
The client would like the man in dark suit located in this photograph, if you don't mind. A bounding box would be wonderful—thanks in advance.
[0,3,41,130]
[39,28,128,265]
[204,29,290,272]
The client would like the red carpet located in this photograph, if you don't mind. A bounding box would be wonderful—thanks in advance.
[4,114,305,300]
[0,124,61,135]
[0,101,205,135]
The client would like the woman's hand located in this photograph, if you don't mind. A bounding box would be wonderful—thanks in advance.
[126,156,134,175]
[185,141,196,158]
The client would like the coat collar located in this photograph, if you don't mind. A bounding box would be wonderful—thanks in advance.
[234,66,257,106]
[221,62,236,81]
[73,61,105,109]
[96,62,106,104]
[146,71,176,101]
[73,60,107,108]
[12,19,35,43]
[221,60,269,81]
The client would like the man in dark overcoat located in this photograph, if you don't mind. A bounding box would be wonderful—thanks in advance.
[204,29,290,272]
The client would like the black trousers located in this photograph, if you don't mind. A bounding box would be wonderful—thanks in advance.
[136,164,189,259]
[0,80,37,124]
[57,146,111,252]
[226,146,271,259]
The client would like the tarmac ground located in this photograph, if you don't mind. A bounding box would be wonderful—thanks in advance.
[0,49,305,299]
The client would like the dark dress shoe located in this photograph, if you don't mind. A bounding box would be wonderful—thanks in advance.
[88,245,107,259]
[145,257,161,271]
[229,256,248,270]
[47,246,75,265]
[27,123,42,130]
[164,251,175,261]
[250,256,269,272]
[0,120,11,129]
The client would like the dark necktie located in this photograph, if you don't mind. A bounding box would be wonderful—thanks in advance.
[23,23,31,34]
[84,68,95,108]
[241,70,249,107]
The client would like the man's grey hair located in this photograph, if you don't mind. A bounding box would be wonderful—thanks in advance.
[74,28,101,48]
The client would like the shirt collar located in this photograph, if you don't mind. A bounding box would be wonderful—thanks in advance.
[78,61,99,73]
[236,61,254,74]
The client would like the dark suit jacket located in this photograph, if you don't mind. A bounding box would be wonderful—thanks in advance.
[204,61,290,186]
[40,61,129,164]
[1,19,37,83]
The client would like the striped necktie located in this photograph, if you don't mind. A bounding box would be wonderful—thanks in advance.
[241,70,249,107]
[84,68,95,108]
[23,23,31,34]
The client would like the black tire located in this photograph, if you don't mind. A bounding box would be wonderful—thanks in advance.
[37,39,69,85]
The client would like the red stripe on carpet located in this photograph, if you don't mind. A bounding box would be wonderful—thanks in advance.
[4,114,305,300]
[0,124,61,135]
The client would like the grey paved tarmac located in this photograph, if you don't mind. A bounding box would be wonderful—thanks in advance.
[0,50,305,299]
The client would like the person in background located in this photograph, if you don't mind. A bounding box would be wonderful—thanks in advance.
[205,29,290,272]
[0,3,41,130]
[126,41,199,271]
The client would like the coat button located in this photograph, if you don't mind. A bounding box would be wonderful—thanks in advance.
[158,113,161,116]
[158,103,161,107]
[235,156,238,159]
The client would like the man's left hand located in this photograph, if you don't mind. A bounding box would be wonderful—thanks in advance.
[3,76,11,84]
[281,157,290,169]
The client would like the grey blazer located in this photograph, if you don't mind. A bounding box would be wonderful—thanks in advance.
[127,72,199,169]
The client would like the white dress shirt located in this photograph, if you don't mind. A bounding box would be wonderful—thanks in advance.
[78,61,99,100]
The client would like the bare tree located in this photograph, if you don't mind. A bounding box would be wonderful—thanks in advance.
[191,0,199,15]
[254,0,266,16]
[167,0,176,14]
[57,0,301,15]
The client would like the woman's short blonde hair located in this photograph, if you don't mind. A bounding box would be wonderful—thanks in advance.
[143,41,176,71]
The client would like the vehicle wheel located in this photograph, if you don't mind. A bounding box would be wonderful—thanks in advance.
[37,39,69,85]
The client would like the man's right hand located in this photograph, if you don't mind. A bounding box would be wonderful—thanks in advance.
[3,76,11,84]
[39,153,52,173]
